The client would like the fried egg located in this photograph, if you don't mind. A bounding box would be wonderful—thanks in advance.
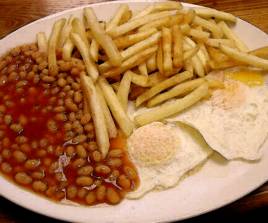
[126,122,212,199]
[167,68,268,160]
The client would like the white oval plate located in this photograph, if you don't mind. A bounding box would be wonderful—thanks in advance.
[0,1,268,222]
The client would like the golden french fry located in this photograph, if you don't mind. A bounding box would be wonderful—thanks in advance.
[99,31,161,72]
[90,39,99,62]
[36,32,48,54]
[193,7,237,23]
[80,73,109,158]
[218,21,249,52]
[135,82,209,126]
[72,18,90,49]
[102,46,158,78]
[107,11,172,38]
[206,78,225,89]
[98,77,134,136]
[188,28,210,40]
[84,8,122,66]
[136,71,193,106]
[111,82,120,92]
[117,71,132,111]
[70,33,99,81]
[62,38,74,61]
[206,38,235,48]
[183,46,200,61]
[106,4,130,32]
[148,78,205,107]
[113,28,158,49]
[96,85,118,138]
[162,27,173,74]
[184,59,194,73]
[138,14,184,32]
[219,44,268,70]
[130,71,165,87]
[193,16,222,38]
[119,10,132,25]
[250,46,268,59]
[180,23,191,34]
[138,62,148,76]
[183,9,196,24]
[59,15,74,47]
[172,25,183,68]
[157,41,164,75]
[48,18,66,75]
[132,1,182,19]
[146,53,157,72]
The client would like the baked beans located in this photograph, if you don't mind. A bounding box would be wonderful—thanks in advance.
[0,44,139,206]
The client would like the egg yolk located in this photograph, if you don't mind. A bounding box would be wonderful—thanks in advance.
[225,70,264,87]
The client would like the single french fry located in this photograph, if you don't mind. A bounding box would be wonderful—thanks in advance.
[147,78,205,107]
[188,28,210,40]
[102,46,158,78]
[107,11,172,38]
[84,8,122,66]
[117,71,132,111]
[111,82,120,92]
[96,85,118,138]
[135,82,209,126]
[157,41,164,74]
[162,27,172,74]
[206,38,235,48]
[218,21,249,52]
[193,16,222,38]
[106,4,130,32]
[90,39,99,62]
[36,32,48,54]
[113,28,158,49]
[48,18,66,75]
[250,46,268,59]
[62,38,74,61]
[70,33,99,81]
[146,53,157,72]
[219,44,268,70]
[72,18,90,49]
[138,62,148,76]
[193,7,237,23]
[98,77,134,136]
[206,78,225,89]
[59,15,75,47]
[119,10,132,25]
[130,71,165,87]
[136,71,193,106]
[183,9,196,24]
[80,73,109,158]
[172,25,183,68]
[132,1,182,20]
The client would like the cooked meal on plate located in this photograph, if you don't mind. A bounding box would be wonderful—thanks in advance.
[0,1,268,206]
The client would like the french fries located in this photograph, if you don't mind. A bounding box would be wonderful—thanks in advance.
[162,27,173,75]
[36,32,48,53]
[80,73,110,158]
[72,18,90,49]
[193,7,237,23]
[136,71,193,106]
[147,78,206,107]
[218,21,249,52]
[172,25,183,68]
[96,85,118,138]
[70,33,99,81]
[193,16,222,38]
[146,53,157,72]
[62,38,74,61]
[250,46,268,59]
[219,44,268,70]
[84,8,122,66]
[48,18,66,75]
[135,82,209,126]
[117,71,132,111]
[98,77,134,136]
[138,62,148,76]
[59,15,74,47]
[90,39,99,62]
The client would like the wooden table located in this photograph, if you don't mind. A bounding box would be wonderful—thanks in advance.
[0,0,267,222]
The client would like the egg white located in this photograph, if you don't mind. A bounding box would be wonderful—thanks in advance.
[126,122,212,199]
[167,75,268,160]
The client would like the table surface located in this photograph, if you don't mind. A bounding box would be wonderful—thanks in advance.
[0,0,268,222]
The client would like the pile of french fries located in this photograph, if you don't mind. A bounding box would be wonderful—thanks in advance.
[36,1,268,158]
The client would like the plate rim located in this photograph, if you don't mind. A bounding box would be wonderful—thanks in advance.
[0,1,268,222]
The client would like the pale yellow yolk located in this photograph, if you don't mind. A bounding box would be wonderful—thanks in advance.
[225,70,264,87]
